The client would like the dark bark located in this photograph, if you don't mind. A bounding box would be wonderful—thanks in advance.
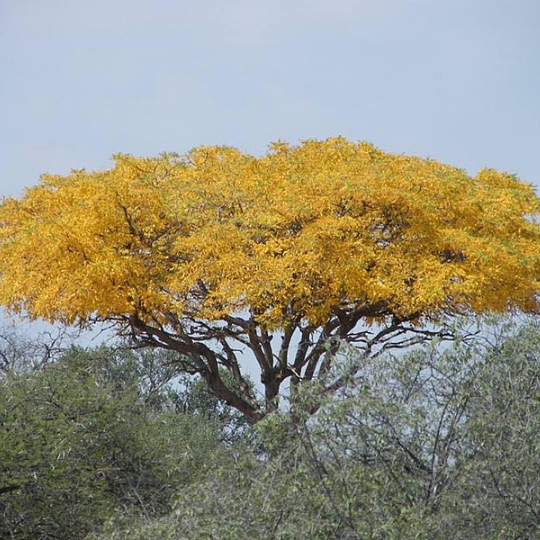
[123,305,447,424]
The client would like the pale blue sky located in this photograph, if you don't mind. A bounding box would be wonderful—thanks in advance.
[1,0,539,199]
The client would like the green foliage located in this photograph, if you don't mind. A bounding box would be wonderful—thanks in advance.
[95,319,540,539]
[3,319,540,539]
[0,345,230,540]
[171,370,252,443]
[438,323,540,537]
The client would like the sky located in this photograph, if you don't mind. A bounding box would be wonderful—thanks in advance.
[1,0,540,201]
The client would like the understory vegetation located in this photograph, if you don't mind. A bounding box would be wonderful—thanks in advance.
[0,318,539,539]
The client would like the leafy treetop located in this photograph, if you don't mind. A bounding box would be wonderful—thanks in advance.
[1,138,539,422]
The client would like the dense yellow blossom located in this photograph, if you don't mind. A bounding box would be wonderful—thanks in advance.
[0,138,539,328]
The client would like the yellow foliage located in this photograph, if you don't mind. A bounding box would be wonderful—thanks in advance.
[0,138,539,328]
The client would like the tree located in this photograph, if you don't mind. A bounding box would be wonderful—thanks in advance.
[0,323,68,374]
[90,319,540,540]
[0,138,539,422]
[0,345,231,540]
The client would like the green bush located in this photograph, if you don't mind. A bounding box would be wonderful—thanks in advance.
[0,346,230,539]
[95,320,540,539]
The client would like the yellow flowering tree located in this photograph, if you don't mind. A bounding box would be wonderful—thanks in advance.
[1,138,539,422]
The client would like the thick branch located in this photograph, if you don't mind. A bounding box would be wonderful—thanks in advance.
[129,315,262,423]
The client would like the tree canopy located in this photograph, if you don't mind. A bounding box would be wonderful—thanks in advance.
[1,138,539,422]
